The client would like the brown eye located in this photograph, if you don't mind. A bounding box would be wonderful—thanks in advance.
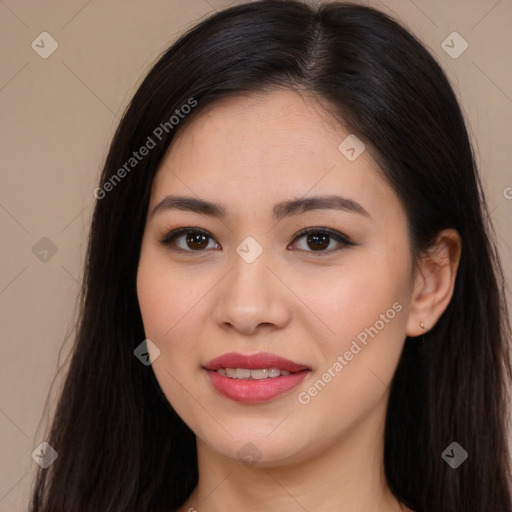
[289,227,355,255]
[160,228,220,252]
[184,232,209,250]
[305,232,330,251]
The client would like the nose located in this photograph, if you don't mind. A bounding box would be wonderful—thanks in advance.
[213,247,291,336]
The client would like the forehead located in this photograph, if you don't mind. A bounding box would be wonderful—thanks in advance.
[150,89,398,223]
[167,89,351,163]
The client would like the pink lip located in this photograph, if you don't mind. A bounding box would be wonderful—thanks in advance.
[203,352,311,404]
[203,351,310,373]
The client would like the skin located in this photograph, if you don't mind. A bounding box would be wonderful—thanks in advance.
[136,89,461,512]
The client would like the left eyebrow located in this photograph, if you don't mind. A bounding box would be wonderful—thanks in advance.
[272,195,370,220]
[150,194,371,220]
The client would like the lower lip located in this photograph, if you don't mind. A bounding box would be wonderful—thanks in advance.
[205,369,310,404]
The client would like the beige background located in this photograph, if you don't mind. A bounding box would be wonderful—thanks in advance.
[1,0,511,510]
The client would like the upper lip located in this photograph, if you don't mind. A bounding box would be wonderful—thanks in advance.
[203,352,310,373]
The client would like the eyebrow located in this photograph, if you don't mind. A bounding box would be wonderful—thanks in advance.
[151,194,370,221]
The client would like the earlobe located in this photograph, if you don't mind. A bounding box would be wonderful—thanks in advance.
[405,229,462,338]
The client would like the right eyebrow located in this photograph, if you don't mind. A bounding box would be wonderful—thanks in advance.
[150,194,371,220]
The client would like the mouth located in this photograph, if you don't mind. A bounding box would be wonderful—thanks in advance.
[214,367,294,379]
[203,352,311,403]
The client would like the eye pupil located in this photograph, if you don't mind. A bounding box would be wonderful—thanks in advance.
[187,233,208,250]
[307,233,329,251]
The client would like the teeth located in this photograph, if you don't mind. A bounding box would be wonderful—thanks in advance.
[251,368,269,380]
[235,368,251,379]
[216,367,292,379]
[269,368,280,378]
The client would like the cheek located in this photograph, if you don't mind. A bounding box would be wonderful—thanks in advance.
[136,264,174,342]
[136,246,203,344]
[296,289,407,440]
[309,259,407,347]
[136,248,204,417]
[302,248,411,411]
[136,243,221,402]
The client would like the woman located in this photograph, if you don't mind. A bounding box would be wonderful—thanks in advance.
[29,1,512,511]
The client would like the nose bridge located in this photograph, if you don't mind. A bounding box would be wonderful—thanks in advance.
[215,234,290,332]
[230,235,273,298]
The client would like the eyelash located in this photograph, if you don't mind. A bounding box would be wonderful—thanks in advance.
[158,225,356,257]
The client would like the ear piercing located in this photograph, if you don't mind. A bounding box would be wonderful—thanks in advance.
[420,321,425,329]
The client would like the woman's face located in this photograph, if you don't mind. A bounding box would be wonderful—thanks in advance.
[137,89,416,466]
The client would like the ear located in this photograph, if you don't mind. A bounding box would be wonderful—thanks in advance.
[406,229,462,337]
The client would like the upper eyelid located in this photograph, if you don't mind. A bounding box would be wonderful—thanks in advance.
[160,226,346,242]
